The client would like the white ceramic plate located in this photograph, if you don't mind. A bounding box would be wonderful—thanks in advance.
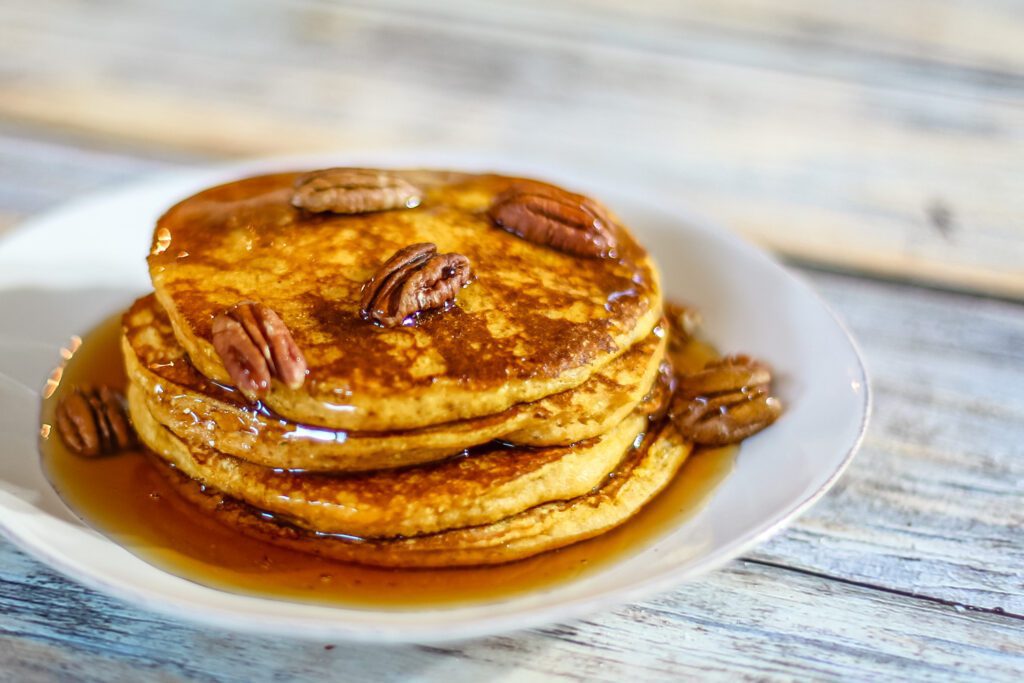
[0,151,869,643]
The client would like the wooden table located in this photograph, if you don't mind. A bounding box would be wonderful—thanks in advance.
[1,1,1021,680]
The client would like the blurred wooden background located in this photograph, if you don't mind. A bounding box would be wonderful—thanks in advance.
[1,0,1022,296]
[1,2,1022,681]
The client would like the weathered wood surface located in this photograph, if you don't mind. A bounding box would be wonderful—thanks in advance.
[750,271,1024,614]
[2,1,1024,679]
[2,544,1022,683]
[0,130,1021,678]
[1,0,1022,297]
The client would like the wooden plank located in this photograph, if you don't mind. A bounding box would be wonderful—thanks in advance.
[750,270,1024,613]
[0,128,195,233]
[0,637,189,683]
[0,1,1022,296]
[344,0,1024,75]
[1,542,1021,682]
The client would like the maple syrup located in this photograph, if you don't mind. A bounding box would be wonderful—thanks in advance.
[39,312,736,609]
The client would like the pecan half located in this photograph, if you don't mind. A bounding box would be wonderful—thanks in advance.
[56,386,135,457]
[360,242,472,327]
[677,355,772,400]
[291,168,422,214]
[211,303,307,400]
[487,184,618,258]
[671,355,782,446]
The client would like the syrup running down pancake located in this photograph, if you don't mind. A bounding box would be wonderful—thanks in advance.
[127,381,668,538]
[123,293,669,471]
[148,410,694,568]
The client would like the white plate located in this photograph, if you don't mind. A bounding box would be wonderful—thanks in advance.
[0,151,869,643]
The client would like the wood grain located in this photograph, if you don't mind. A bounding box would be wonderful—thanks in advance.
[0,0,1022,296]
[1,543,1021,683]
[2,2,1023,678]
[0,128,193,233]
[751,270,1024,614]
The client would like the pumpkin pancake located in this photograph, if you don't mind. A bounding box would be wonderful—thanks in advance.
[148,170,662,431]
[128,382,662,538]
[149,411,693,568]
[123,293,668,471]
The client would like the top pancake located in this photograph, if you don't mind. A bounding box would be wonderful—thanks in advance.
[149,170,662,431]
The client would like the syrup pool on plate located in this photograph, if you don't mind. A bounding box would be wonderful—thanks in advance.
[39,311,736,609]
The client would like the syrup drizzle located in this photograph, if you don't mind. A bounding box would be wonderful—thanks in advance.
[39,311,735,609]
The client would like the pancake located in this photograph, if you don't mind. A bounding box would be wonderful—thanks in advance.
[123,293,669,471]
[151,412,693,568]
[148,170,662,431]
[128,382,661,537]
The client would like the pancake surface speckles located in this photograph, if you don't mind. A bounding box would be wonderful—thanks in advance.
[148,171,662,431]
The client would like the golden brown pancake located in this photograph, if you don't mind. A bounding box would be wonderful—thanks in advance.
[148,171,662,431]
[128,382,661,538]
[151,415,693,568]
[123,293,668,471]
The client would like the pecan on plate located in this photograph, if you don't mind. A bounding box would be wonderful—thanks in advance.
[671,355,783,446]
[487,184,618,258]
[56,386,135,457]
[360,242,472,328]
[291,168,422,214]
[211,302,307,400]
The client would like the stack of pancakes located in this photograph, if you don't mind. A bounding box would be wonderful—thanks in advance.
[124,170,695,568]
